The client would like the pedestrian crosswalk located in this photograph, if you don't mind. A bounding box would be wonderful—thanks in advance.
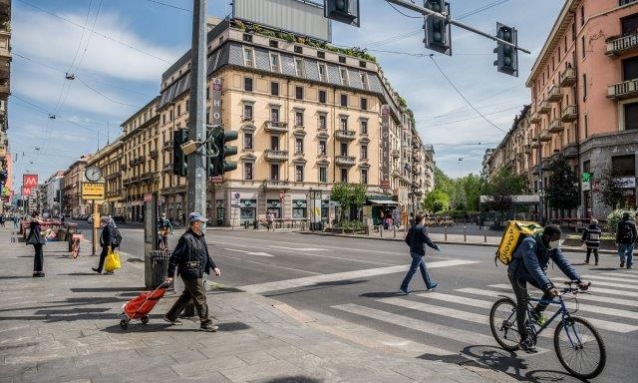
[330,270,638,356]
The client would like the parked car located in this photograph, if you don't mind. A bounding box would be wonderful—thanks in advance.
[112,216,126,224]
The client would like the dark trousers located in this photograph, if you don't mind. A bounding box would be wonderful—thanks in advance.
[33,244,44,272]
[508,275,552,340]
[96,246,109,273]
[585,248,599,263]
[165,276,210,324]
[401,254,433,290]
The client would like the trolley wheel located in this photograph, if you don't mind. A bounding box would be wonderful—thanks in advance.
[120,319,129,330]
[141,316,149,325]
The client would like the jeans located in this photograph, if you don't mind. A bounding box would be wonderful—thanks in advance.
[400,253,434,290]
[618,244,634,267]
[508,275,553,340]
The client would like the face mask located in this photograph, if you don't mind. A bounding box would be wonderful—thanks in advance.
[548,240,561,249]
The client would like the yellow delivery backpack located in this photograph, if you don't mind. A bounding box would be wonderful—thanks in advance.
[495,220,544,266]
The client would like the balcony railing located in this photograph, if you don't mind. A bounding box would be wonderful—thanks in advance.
[548,119,564,133]
[264,149,289,161]
[335,155,356,166]
[538,101,551,114]
[562,143,578,159]
[264,121,288,133]
[335,129,356,140]
[606,31,638,57]
[547,85,562,102]
[0,80,8,96]
[559,66,577,87]
[561,105,578,122]
[529,112,541,124]
[539,129,552,141]
[391,149,400,158]
[263,180,289,189]
[608,78,638,100]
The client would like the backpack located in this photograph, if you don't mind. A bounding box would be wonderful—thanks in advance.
[495,220,544,266]
[618,221,634,244]
[112,227,123,247]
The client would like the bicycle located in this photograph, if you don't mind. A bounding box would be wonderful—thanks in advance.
[489,281,606,380]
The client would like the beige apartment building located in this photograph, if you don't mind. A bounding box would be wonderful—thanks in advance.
[0,0,10,213]
[487,0,638,220]
[63,156,90,217]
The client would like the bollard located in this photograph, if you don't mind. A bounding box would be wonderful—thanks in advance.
[484,226,487,243]
[463,225,467,242]
[444,225,448,241]
[393,225,396,238]
[380,225,383,238]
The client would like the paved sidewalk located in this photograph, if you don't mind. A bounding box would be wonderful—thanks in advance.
[0,227,518,383]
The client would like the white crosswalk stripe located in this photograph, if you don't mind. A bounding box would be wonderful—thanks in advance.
[582,274,638,283]
[601,272,638,280]
[490,283,637,298]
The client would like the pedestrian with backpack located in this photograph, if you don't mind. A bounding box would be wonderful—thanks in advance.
[399,214,440,294]
[581,218,602,265]
[615,212,637,269]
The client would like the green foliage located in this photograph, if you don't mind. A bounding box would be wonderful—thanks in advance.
[336,220,366,230]
[422,189,449,213]
[545,155,579,211]
[606,208,637,233]
[330,183,367,222]
[484,168,527,219]
[598,166,625,210]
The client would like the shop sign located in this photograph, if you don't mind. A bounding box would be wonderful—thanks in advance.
[615,177,636,189]
[81,182,105,200]
[582,181,590,191]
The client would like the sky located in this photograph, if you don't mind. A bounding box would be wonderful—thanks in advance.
[9,0,566,191]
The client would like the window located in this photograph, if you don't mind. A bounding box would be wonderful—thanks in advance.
[580,5,584,26]
[319,167,327,183]
[318,63,327,81]
[622,56,638,80]
[340,168,348,183]
[582,73,587,100]
[270,164,280,180]
[340,94,348,107]
[243,34,252,42]
[319,90,327,104]
[581,36,586,59]
[270,107,280,123]
[360,98,368,110]
[243,104,253,121]
[295,138,304,154]
[295,86,304,100]
[318,114,327,130]
[244,77,253,92]
[624,102,638,131]
[270,53,280,72]
[361,145,368,159]
[359,61,366,68]
[294,111,304,127]
[340,68,349,86]
[340,116,348,130]
[270,135,279,151]
[177,105,181,116]
[295,165,304,182]
[244,162,253,180]
[271,82,279,96]
[340,142,348,156]
[361,169,368,185]
[319,140,327,155]
[612,155,636,177]
[243,48,254,67]
[339,56,346,63]
[360,119,368,134]
[269,40,278,48]
[243,132,253,150]
[317,51,325,59]
[295,58,304,76]
[584,114,588,138]
[622,14,638,36]
[294,45,303,54]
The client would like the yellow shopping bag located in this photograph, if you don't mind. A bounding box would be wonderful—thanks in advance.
[104,249,121,272]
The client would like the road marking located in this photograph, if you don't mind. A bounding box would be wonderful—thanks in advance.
[239,259,478,294]
[331,303,548,354]
[225,248,274,257]
[489,283,638,298]
[269,245,330,251]
[582,274,638,283]
[459,287,638,332]
[600,272,638,280]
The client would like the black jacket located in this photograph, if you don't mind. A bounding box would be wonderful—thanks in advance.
[167,229,217,279]
[100,225,117,248]
[616,219,638,245]
[404,224,438,256]
[581,223,602,249]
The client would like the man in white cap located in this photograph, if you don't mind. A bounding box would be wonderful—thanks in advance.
[164,212,221,331]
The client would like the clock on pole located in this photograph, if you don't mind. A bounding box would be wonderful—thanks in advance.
[85,166,102,182]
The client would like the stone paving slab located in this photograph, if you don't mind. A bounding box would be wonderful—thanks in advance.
[0,227,519,383]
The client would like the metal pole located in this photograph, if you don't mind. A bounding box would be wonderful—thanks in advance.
[187,0,207,216]
[384,0,531,54]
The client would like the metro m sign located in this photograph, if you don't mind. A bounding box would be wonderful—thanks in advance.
[23,174,38,188]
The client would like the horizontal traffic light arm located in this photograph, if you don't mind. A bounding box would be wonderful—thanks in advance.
[384,0,530,54]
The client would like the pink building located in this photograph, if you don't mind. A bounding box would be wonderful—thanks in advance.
[527,0,638,220]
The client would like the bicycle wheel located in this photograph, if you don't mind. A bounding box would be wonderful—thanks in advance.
[554,316,606,380]
[489,297,521,351]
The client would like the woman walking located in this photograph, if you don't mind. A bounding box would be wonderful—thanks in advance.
[26,211,45,277]
[92,216,118,274]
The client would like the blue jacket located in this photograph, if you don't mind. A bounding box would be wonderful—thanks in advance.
[404,224,438,256]
[508,234,580,292]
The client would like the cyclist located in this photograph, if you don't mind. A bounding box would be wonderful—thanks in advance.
[508,224,588,353]
[157,213,174,250]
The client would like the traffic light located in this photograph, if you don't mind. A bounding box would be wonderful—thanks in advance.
[494,22,518,77]
[172,128,188,176]
[324,0,360,27]
[424,0,451,56]
[206,126,238,177]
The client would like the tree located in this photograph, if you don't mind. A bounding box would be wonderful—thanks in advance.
[422,189,450,213]
[598,165,625,210]
[461,173,485,212]
[545,155,579,216]
[485,168,526,224]
[330,183,368,222]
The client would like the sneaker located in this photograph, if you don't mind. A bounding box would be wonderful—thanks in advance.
[533,314,548,326]
[399,287,410,295]
[518,338,538,354]
[628,266,634,270]
[163,316,182,325]
[104,271,114,275]
[200,322,219,332]
[584,260,589,264]
[620,259,626,268]
[426,282,438,290]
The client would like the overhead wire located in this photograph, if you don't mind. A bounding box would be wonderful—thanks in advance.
[66,0,93,75]
[145,0,191,12]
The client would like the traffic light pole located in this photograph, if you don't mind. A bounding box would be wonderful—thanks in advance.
[187,0,207,217]
[383,0,531,54]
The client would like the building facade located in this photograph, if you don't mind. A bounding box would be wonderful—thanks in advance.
[0,0,10,212]
[63,156,90,217]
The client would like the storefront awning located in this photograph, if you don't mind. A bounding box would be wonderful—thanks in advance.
[368,199,399,205]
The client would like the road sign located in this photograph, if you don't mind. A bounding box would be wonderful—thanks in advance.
[81,182,105,200]
[234,192,240,199]
[211,175,223,184]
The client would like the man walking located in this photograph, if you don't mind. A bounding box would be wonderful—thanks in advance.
[581,218,602,265]
[616,212,637,269]
[400,214,440,294]
[164,212,221,332]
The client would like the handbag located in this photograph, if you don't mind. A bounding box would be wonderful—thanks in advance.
[104,249,122,272]
[26,232,38,245]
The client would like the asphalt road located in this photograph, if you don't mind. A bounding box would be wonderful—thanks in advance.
[73,220,635,382]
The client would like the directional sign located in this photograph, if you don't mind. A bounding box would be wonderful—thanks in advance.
[81,182,105,200]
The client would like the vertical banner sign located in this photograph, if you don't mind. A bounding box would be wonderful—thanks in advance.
[380,105,391,189]
[23,174,38,196]
[212,78,222,126]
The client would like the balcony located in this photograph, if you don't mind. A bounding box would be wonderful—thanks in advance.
[293,124,305,133]
[335,129,356,141]
[562,143,578,159]
[559,66,577,87]
[391,149,400,158]
[335,155,356,166]
[392,169,401,177]
[162,140,173,150]
[606,31,638,57]
[263,180,289,189]
[548,119,564,133]
[607,78,638,100]
[264,149,289,162]
[529,112,541,124]
[149,150,158,159]
[0,79,8,97]
[538,101,551,114]
[317,130,329,139]
[561,105,578,122]
[547,85,562,102]
[539,129,552,142]
[264,121,288,133]
[541,158,552,171]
